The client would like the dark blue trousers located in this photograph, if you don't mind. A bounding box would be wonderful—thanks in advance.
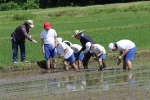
[82,52,92,68]
[11,37,26,62]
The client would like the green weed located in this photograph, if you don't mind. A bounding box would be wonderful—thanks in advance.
[12,13,36,21]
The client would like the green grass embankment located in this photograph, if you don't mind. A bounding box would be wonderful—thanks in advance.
[0,1,150,69]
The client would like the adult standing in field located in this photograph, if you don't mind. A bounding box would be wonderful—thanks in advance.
[85,42,107,71]
[11,20,37,64]
[72,30,96,69]
[108,39,136,70]
[40,22,57,71]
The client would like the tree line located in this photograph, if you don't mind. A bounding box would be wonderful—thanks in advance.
[0,0,148,11]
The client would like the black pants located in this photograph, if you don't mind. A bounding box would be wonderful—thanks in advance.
[82,52,107,69]
[82,52,92,69]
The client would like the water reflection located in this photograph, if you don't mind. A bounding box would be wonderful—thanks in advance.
[126,71,136,87]
[44,72,109,93]
[45,78,61,92]
[80,76,86,86]
[102,79,108,90]
[0,65,150,99]
[107,70,137,88]
[45,76,86,93]
[83,72,109,90]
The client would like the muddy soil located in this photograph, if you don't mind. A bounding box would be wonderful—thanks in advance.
[21,88,149,100]
[1,50,150,84]
[0,50,150,100]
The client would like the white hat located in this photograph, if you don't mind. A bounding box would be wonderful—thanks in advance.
[85,42,91,51]
[108,43,114,51]
[26,20,34,27]
[72,30,84,37]
[55,38,62,42]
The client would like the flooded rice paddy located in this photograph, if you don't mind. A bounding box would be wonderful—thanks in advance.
[0,65,149,100]
[0,51,150,100]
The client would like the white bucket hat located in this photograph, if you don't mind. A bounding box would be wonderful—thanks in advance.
[72,30,84,37]
[55,38,62,42]
[26,20,34,27]
[108,43,114,51]
[85,42,91,51]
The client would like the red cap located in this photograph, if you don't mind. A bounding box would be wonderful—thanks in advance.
[44,22,51,29]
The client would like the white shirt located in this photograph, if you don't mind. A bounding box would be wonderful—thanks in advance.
[116,40,136,52]
[71,44,82,53]
[90,44,106,54]
[56,42,73,59]
[40,29,57,48]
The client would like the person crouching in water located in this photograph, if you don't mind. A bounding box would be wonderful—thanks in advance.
[108,39,136,70]
[55,41,78,71]
[85,42,107,71]
[71,44,84,70]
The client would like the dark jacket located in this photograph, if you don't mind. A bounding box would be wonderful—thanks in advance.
[80,33,95,51]
[11,24,32,41]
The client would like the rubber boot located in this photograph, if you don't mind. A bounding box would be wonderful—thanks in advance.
[102,60,107,68]
[84,66,88,69]
[83,60,88,69]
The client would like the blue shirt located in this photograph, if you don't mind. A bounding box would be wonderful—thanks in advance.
[80,33,95,51]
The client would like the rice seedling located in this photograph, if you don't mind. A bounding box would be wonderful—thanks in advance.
[1,11,150,65]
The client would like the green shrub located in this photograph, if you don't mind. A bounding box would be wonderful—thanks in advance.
[9,1,21,10]
[128,5,139,12]
[22,1,39,10]
[0,3,11,11]
[12,13,36,21]
[0,2,20,11]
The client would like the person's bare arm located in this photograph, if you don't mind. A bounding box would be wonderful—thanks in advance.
[97,51,104,57]
[41,38,45,54]
[60,48,68,57]
[118,48,128,59]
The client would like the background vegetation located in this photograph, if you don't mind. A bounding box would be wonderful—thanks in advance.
[0,1,150,67]
[0,0,149,11]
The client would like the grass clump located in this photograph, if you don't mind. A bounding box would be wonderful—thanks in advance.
[48,10,66,17]
[12,13,36,21]
[0,64,4,70]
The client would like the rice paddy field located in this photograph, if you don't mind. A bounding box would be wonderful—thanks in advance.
[0,1,150,100]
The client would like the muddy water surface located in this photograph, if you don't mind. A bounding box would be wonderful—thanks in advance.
[0,51,150,100]
[0,65,149,100]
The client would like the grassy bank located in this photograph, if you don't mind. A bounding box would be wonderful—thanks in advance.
[0,50,149,72]
[0,1,150,66]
